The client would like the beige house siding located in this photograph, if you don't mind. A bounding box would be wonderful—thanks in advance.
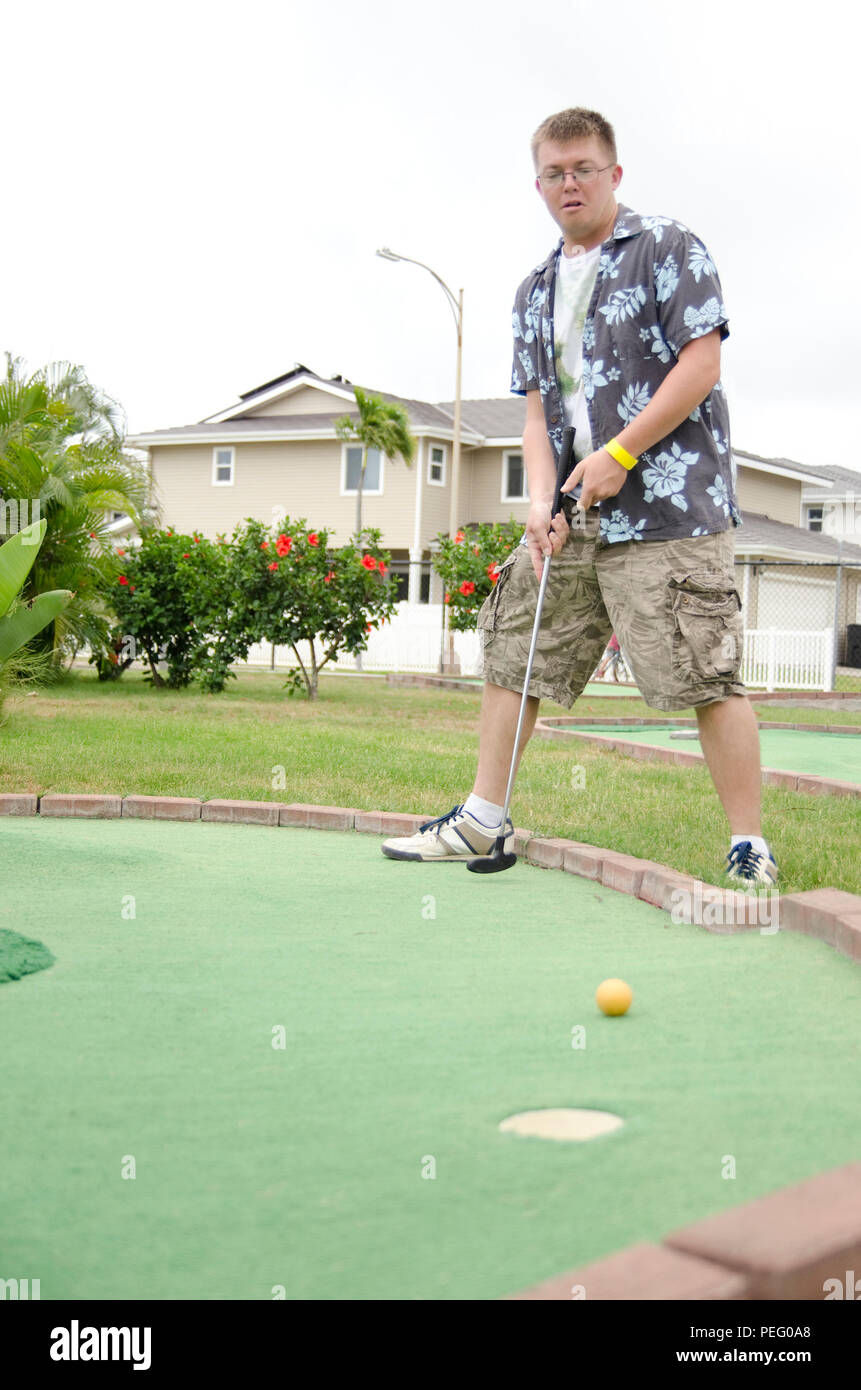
[239,385,352,418]
[465,446,529,526]
[420,437,455,545]
[150,440,423,549]
[736,467,800,526]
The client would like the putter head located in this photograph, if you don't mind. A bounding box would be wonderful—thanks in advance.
[466,831,518,874]
[467,851,518,874]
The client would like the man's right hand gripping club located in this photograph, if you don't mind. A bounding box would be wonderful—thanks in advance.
[521,393,580,582]
[525,497,570,583]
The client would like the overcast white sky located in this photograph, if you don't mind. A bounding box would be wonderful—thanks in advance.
[3,0,859,473]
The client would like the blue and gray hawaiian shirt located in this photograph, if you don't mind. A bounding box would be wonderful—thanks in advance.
[511,202,742,544]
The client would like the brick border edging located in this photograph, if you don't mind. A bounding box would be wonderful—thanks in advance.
[4,789,861,1302]
[3,791,860,961]
[540,714,861,735]
[505,1163,861,1300]
[534,719,861,800]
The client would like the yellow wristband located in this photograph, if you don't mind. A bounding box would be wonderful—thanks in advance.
[605,437,639,470]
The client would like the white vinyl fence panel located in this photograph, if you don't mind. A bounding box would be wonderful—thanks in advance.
[241,608,836,690]
[741,628,834,691]
[241,604,484,677]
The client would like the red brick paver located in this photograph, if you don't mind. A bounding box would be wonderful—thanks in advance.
[664,1163,861,1300]
[201,799,285,826]
[122,795,202,821]
[39,793,122,818]
[506,1242,748,1301]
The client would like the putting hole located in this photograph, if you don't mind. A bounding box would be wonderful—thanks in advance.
[499,1108,624,1142]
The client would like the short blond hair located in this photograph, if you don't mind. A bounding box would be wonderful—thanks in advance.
[531,108,617,170]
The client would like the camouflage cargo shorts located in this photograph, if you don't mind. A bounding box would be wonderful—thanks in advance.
[476,503,746,712]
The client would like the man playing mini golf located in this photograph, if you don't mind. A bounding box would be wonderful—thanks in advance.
[382,105,777,885]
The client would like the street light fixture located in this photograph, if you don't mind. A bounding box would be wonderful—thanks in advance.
[376,247,463,673]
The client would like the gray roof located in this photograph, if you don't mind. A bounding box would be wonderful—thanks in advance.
[130,395,484,445]
[734,511,861,563]
[797,463,861,497]
[731,448,828,483]
[437,397,526,438]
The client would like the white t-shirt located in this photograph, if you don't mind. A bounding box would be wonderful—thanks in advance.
[554,243,601,461]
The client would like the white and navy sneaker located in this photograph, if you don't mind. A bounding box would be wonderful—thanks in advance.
[725,841,779,886]
[382,804,514,862]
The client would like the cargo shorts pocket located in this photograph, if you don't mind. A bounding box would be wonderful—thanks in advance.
[668,570,743,681]
[475,550,518,636]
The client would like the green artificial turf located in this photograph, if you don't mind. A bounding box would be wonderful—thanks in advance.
[2,817,861,1301]
[2,670,859,895]
[556,726,861,783]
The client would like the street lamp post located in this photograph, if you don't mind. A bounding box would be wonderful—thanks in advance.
[376,247,463,673]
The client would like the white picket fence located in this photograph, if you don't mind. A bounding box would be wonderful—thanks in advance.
[241,603,483,677]
[239,607,836,691]
[741,628,834,692]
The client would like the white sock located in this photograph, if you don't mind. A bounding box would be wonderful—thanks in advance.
[463,793,504,828]
[731,834,771,859]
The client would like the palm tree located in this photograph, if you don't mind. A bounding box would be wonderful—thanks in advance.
[334,387,416,539]
[0,353,151,668]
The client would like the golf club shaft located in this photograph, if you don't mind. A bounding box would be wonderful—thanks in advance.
[497,426,575,836]
[498,549,552,833]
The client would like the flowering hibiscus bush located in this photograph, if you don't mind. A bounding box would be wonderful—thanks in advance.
[432,519,525,631]
[228,517,397,698]
[108,518,397,696]
[109,527,235,689]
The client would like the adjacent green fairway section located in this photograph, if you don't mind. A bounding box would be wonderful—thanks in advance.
[2,817,861,1300]
[557,725,861,783]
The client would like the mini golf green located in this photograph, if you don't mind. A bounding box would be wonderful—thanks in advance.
[2,814,861,1301]
[556,725,861,783]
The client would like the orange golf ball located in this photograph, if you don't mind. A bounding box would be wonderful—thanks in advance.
[596,979,633,1016]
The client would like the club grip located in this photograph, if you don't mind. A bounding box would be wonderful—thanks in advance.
[552,427,576,515]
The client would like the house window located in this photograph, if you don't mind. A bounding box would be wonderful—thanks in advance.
[503,451,528,502]
[213,447,234,485]
[428,444,446,486]
[342,446,383,495]
[806,505,823,533]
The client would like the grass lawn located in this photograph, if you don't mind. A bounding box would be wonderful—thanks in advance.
[0,668,858,895]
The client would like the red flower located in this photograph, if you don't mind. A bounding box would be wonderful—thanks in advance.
[324,571,336,583]
[365,622,373,633]
[89,533,96,539]
[193,537,200,544]
[118,575,128,585]
[117,548,125,557]
[454,530,465,543]
[129,585,135,592]
[182,553,190,558]
[307,532,319,546]
[166,530,172,536]
[444,592,451,603]
[361,554,377,570]
[276,534,292,556]
[261,541,269,550]
[268,561,279,571]
[487,562,500,582]
[473,546,480,555]
[377,560,387,576]
[459,580,475,596]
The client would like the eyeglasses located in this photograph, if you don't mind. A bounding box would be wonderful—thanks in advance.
[538,163,615,188]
